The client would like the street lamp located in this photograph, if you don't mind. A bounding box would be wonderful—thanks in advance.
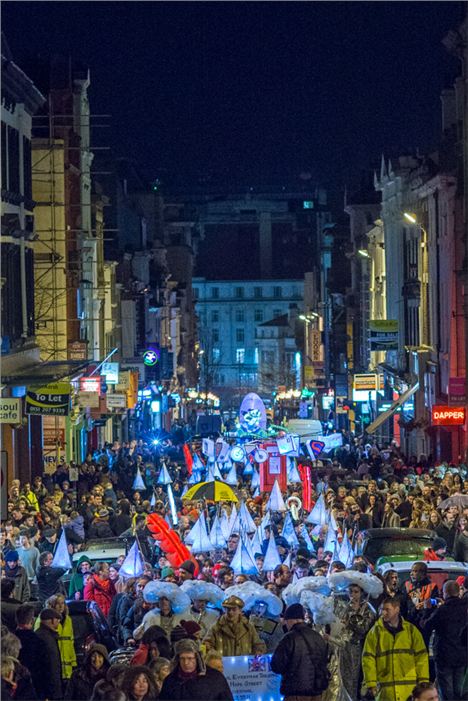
[403,212,418,224]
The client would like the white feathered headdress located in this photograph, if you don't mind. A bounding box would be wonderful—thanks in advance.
[223,581,283,617]
[300,590,336,625]
[281,575,331,607]
[180,580,224,608]
[143,581,191,613]
[327,570,384,598]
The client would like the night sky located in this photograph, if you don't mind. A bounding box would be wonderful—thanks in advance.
[3,1,465,193]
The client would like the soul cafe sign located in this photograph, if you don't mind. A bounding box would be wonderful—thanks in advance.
[431,406,466,426]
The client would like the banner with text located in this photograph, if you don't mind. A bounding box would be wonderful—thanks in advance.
[222,655,281,701]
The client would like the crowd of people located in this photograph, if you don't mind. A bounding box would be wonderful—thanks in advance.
[1,435,467,701]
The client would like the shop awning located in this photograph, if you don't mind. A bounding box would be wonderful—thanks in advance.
[366,380,419,434]
[2,360,92,385]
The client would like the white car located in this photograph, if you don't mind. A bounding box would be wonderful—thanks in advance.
[71,538,127,567]
[377,559,468,591]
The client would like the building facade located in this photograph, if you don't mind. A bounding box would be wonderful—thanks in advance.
[193,278,304,407]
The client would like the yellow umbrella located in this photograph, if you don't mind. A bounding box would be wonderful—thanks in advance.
[182,480,238,503]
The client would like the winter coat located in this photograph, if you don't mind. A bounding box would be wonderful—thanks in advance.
[110,511,132,536]
[108,591,134,643]
[83,573,116,617]
[121,599,150,643]
[404,577,439,630]
[436,522,457,553]
[203,613,264,656]
[16,627,44,694]
[362,617,429,701]
[422,595,468,667]
[67,514,85,540]
[270,621,329,698]
[159,665,233,701]
[184,606,220,637]
[454,530,468,563]
[1,661,38,700]
[36,565,67,603]
[35,624,63,700]
[1,595,23,631]
[87,518,114,539]
[34,613,77,679]
[68,555,92,599]
[381,511,401,528]
[64,645,110,701]
[5,564,31,602]
[134,609,186,640]
[22,489,39,512]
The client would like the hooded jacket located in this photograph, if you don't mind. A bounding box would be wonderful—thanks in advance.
[83,573,116,617]
[68,555,92,598]
[159,639,233,701]
[64,644,110,701]
[203,612,264,656]
[362,617,429,701]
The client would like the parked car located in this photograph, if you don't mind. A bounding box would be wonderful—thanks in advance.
[376,559,468,591]
[71,537,132,566]
[67,599,118,664]
[355,528,437,567]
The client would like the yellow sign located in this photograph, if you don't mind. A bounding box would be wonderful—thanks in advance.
[311,330,321,362]
[304,366,315,381]
[353,374,384,391]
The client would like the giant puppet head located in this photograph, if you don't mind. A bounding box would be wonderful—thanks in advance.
[239,393,267,433]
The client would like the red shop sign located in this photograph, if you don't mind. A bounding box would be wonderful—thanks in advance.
[431,406,466,426]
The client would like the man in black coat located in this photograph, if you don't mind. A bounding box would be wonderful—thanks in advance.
[34,608,63,700]
[159,638,233,700]
[15,603,44,695]
[271,603,329,701]
[422,580,468,701]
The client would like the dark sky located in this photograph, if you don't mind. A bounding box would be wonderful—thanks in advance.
[3,1,465,192]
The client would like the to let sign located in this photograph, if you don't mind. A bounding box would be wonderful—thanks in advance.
[431,406,466,426]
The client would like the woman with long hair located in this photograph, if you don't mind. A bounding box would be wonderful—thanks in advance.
[42,594,77,683]
[121,667,159,701]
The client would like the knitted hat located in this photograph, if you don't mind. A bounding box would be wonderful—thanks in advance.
[161,567,175,580]
[180,620,202,638]
[432,537,447,552]
[179,560,195,575]
[283,603,305,621]
[4,550,19,562]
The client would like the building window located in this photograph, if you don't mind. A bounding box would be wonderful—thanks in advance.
[212,348,220,362]
[212,328,219,342]
[7,125,20,195]
[211,287,219,299]
[254,309,263,322]
[273,309,281,318]
[253,287,262,299]
[273,286,282,298]
[236,348,245,364]
[235,308,244,322]
[193,288,199,299]
[262,350,275,364]
[253,347,259,365]
[234,287,244,299]
[211,309,219,322]
[236,328,244,343]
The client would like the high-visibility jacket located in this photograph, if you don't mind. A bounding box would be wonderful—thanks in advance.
[362,617,429,701]
[404,580,437,602]
[35,613,77,679]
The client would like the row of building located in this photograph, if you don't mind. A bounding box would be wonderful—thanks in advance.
[1,10,467,488]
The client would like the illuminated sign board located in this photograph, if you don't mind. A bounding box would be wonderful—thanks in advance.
[143,349,160,366]
[431,406,466,426]
[80,376,101,394]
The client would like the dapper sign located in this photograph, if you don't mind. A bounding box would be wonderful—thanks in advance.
[431,406,466,426]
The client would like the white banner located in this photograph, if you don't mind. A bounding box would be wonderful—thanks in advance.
[222,655,281,701]
[318,433,344,453]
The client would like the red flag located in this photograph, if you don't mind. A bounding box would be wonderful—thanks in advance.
[182,443,193,475]
[298,462,312,512]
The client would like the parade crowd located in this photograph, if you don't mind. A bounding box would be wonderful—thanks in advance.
[1,435,467,701]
